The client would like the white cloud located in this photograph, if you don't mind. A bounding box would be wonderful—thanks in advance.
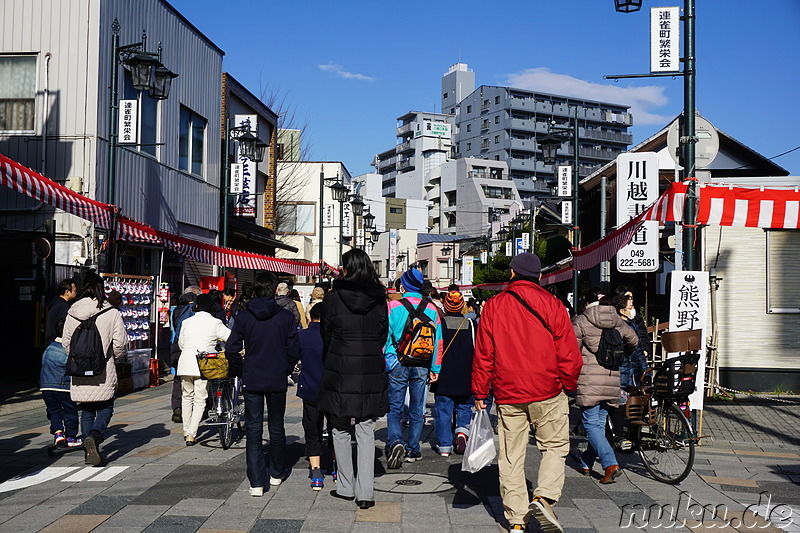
[504,68,671,126]
[318,63,376,81]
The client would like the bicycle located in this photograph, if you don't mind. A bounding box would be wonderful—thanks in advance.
[205,373,245,450]
[624,329,702,484]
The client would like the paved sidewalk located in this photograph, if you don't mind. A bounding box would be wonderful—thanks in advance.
[1,381,799,532]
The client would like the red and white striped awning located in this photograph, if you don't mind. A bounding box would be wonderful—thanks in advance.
[0,153,331,276]
[0,153,113,228]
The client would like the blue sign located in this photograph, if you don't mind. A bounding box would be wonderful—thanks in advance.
[515,237,524,256]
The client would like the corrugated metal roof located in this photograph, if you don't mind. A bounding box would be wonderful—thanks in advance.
[417,234,471,245]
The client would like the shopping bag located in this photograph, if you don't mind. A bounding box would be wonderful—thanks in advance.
[461,409,496,473]
[196,351,229,380]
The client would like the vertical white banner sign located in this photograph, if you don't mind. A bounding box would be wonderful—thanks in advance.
[462,256,474,287]
[480,251,488,264]
[557,165,572,197]
[234,115,258,217]
[119,99,138,144]
[325,204,335,227]
[668,271,709,409]
[505,242,512,257]
[388,228,398,283]
[651,7,680,73]
[561,201,573,225]
[521,232,530,251]
[230,164,243,194]
[616,152,659,272]
[342,202,353,238]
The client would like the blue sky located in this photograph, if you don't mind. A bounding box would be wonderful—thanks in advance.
[170,0,800,177]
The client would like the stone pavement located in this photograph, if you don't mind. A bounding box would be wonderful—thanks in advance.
[1,380,799,533]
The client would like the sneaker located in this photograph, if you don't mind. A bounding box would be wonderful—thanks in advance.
[387,442,405,469]
[529,496,563,533]
[66,437,83,448]
[83,434,102,466]
[310,468,324,491]
[172,408,182,424]
[454,433,468,455]
[404,450,422,462]
[509,525,526,531]
[53,431,66,447]
[249,486,264,497]
[270,473,286,486]
[330,461,337,482]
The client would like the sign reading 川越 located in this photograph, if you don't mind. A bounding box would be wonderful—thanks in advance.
[651,7,680,73]
[616,152,659,273]
[668,271,709,410]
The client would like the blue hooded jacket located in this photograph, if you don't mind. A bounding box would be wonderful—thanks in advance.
[225,297,300,393]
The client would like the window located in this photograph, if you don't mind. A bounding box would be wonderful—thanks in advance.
[466,124,471,132]
[0,55,36,132]
[766,230,800,313]
[123,71,159,156]
[277,202,315,234]
[450,107,455,114]
[443,92,448,99]
[276,143,285,161]
[495,96,500,104]
[494,155,500,161]
[495,115,500,124]
[495,135,500,144]
[389,207,403,214]
[466,105,472,114]
[466,142,471,151]
[179,106,206,176]
[418,260,428,277]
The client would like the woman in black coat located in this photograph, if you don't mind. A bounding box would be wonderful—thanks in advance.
[318,249,388,509]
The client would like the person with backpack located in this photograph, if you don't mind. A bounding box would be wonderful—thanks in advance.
[169,287,201,424]
[225,271,300,497]
[318,249,388,508]
[384,267,443,469]
[572,287,638,484]
[177,294,231,445]
[472,253,582,533]
[62,271,127,466]
[432,291,475,457]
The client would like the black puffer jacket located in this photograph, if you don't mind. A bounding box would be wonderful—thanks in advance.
[318,279,388,419]
[433,313,476,397]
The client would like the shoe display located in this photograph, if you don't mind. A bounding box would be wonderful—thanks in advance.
[599,464,623,484]
[330,489,354,501]
[53,431,66,447]
[404,450,422,462]
[387,442,405,469]
[356,500,375,509]
[454,433,468,455]
[172,408,182,424]
[529,496,564,533]
[66,437,82,448]
[83,434,102,466]
[249,486,264,497]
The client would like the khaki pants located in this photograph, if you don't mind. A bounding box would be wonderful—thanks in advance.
[181,376,208,439]
[497,392,570,526]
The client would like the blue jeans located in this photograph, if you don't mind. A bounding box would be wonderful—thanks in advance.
[387,364,428,455]
[42,390,79,438]
[80,399,114,442]
[580,404,618,470]
[433,394,473,453]
[244,391,287,488]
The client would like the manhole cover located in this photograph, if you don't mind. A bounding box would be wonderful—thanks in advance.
[375,473,454,494]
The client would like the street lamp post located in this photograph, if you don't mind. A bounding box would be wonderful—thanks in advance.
[329,179,348,266]
[539,109,580,303]
[221,119,266,248]
[107,19,177,272]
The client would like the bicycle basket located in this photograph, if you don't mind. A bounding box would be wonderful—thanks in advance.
[196,351,229,380]
[652,352,700,400]
[625,394,656,426]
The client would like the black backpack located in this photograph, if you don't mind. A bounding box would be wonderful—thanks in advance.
[66,307,114,377]
[594,327,625,371]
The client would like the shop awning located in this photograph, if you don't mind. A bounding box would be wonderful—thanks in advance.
[0,153,331,276]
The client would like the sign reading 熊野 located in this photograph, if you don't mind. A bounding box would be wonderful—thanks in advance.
[668,271,709,410]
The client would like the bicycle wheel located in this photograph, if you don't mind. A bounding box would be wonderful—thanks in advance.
[218,381,234,450]
[637,402,695,484]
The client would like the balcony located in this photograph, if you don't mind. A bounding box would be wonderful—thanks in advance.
[510,118,534,131]
[481,102,490,111]
[481,121,490,130]
[396,140,413,153]
[509,97,533,111]
[602,111,633,126]
[584,129,633,144]
[378,157,397,170]
[396,122,414,136]
[511,138,535,151]
[396,157,415,170]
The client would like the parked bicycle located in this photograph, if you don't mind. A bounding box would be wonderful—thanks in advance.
[624,329,702,484]
[206,374,245,450]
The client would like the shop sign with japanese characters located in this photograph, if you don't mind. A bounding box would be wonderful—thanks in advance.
[616,152,659,272]
[668,270,708,409]
[233,115,258,217]
[651,6,680,72]
[388,229,398,282]
[230,164,243,194]
[557,165,572,197]
[119,99,138,144]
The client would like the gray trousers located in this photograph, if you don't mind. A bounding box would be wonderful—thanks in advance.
[330,416,377,501]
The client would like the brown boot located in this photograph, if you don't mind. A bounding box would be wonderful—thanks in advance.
[599,464,622,484]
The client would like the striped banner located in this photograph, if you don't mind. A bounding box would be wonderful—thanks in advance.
[0,153,113,228]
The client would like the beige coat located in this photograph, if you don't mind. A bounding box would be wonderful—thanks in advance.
[573,303,638,408]
[63,298,128,402]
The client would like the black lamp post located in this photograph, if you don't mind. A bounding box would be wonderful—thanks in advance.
[370,229,381,244]
[330,180,349,265]
[107,19,177,272]
[363,210,375,231]
[539,113,580,303]
[614,0,643,12]
[222,119,267,248]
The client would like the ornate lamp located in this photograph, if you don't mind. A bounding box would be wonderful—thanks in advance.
[614,0,643,12]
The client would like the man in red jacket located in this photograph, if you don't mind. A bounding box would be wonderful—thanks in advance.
[472,253,582,533]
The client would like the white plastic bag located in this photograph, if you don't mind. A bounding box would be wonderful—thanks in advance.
[461,409,496,473]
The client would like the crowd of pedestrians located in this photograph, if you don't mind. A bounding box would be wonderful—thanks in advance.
[41,251,654,532]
